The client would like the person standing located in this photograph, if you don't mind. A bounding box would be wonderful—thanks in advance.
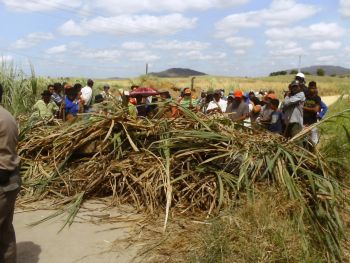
[206,90,227,114]
[81,79,94,112]
[303,81,321,145]
[51,82,63,107]
[226,90,249,121]
[0,84,21,263]
[101,84,112,100]
[32,90,59,119]
[282,80,305,138]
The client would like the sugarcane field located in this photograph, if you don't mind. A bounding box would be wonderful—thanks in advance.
[1,1,350,263]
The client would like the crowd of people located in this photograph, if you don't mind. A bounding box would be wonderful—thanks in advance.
[31,72,327,144]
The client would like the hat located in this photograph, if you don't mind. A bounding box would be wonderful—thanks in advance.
[41,90,52,97]
[296,72,305,79]
[266,93,276,100]
[234,90,244,98]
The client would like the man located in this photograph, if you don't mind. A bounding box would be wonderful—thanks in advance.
[268,99,283,134]
[81,79,94,112]
[47,84,54,95]
[63,84,83,121]
[206,90,227,114]
[303,81,321,145]
[51,82,63,107]
[282,80,305,138]
[32,90,59,119]
[0,84,21,263]
[179,88,196,109]
[295,72,308,95]
[101,84,112,100]
[258,93,276,128]
[226,90,249,121]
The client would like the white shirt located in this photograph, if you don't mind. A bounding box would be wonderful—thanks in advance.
[81,86,93,106]
[206,99,227,112]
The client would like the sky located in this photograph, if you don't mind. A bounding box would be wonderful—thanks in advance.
[0,0,350,78]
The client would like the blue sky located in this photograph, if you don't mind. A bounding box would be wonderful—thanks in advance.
[0,0,349,77]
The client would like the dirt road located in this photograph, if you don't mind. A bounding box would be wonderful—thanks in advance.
[15,201,142,263]
[322,95,341,106]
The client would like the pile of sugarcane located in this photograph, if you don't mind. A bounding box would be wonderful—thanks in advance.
[19,104,347,261]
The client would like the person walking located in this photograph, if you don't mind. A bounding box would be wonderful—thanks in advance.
[0,84,21,263]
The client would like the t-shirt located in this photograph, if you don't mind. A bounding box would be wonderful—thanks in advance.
[51,92,63,105]
[32,100,59,119]
[282,92,305,126]
[268,111,283,134]
[0,106,20,171]
[227,100,249,121]
[65,97,79,116]
[81,86,93,106]
[303,95,321,125]
[206,99,227,112]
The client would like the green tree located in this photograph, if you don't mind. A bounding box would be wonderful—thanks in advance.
[290,69,298,74]
[316,68,325,76]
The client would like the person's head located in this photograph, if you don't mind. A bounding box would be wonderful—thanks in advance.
[73,83,83,94]
[103,84,110,92]
[47,84,54,94]
[264,93,276,105]
[135,94,143,104]
[206,93,213,103]
[183,88,191,97]
[160,91,171,100]
[308,81,318,96]
[41,90,52,104]
[248,91,255,100]
[227,95,234,104]
[130,85,138,91]
[0,83,3,103]
[234,90,244,102]
[213,90,221,102]
[87,79,94,87]
[295,72,305,84]
[53,82,62,94]
[95,94,104,103]
[289,80,301,94]
[201,91,207,98]
[64,85,77,100]
[270,99,280,110]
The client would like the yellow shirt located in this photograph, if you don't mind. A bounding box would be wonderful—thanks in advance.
[32,100,59,119]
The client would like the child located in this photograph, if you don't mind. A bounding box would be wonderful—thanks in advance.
[268,99,283,134]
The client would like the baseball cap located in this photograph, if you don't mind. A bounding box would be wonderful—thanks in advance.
[266,93,276,100]
[296,72,305,79]
[234,90,244,98]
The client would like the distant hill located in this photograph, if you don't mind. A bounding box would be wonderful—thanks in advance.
[290,65,350,76]
[149,68,207,78]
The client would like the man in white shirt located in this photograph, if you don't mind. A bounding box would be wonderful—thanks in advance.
[206,90,227,114]
[81,79,94,112]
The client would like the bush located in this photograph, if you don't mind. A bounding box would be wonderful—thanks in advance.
[316,68,325,76]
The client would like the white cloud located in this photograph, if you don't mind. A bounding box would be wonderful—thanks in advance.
[121,42,146,50]
[89,0,248,14]
[234,49,246,55]
[265,23,345,40]
[151,40,210,50]
[126,51,160,62]
[317,55,336,62]
[12,32,54,49]
[339,0,350,18]
[344,46,350,53]
[179,50,226,60]
[1,0,82,12]
[215,0,319,37]
[310,40,341,50]
[266,40,304,58]
[225,37,254,48]
[58,14,197,36]
[46,45,67,54]
[76,48,121,61]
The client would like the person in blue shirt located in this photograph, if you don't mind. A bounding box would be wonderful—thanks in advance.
[318,100,328,120]
[62,85,83,121]
[268,99,283,134]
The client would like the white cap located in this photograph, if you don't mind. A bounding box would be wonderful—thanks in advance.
[296,72,305,79]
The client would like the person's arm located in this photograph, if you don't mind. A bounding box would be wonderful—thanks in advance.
[283,92,305,109]
[318,100,328,119]
[304,105,320,113]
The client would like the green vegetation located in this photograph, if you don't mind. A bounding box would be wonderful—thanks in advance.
[317,68,326,76]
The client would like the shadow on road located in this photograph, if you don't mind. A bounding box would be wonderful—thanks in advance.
[17,241,41,263]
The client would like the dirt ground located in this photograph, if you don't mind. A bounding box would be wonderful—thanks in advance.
[14,201,144,263]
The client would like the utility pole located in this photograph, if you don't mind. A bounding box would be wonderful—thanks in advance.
[145,63,148,75]
[298,55,302,73]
